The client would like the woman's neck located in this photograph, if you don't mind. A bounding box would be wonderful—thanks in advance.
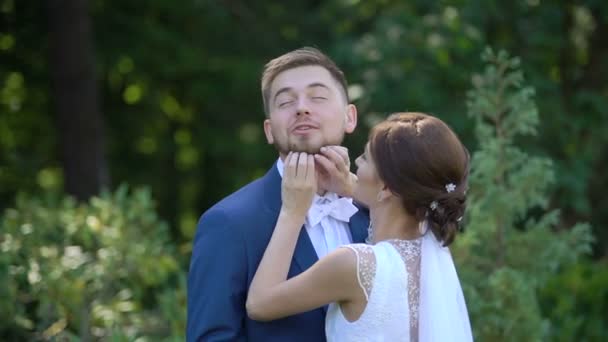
[370,202,421,243]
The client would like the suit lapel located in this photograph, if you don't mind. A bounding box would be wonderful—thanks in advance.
[262,163,282,216]
[263,162,320,273]
[289,227,327,315]
[349,205,370,243]
[293,227,319,272]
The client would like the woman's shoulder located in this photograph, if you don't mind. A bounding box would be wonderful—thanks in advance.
[342,242,374,252]
[340,243,377,261]
[316,245,370,285]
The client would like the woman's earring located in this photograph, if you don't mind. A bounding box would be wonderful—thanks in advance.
[418,219,428,235]
[366,222,373,244]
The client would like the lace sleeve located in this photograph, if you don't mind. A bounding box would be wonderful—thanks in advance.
[342,244,377,301]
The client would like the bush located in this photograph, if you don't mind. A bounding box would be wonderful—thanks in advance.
[539,260,608,341]
[0,185,186,340]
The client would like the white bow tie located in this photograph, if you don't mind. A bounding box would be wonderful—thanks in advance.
[307,196,359,227]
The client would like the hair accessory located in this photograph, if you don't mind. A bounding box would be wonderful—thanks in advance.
[430,183,458,211]
[445,183,456,193]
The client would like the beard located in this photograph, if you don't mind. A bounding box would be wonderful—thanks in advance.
[273,130,345,155]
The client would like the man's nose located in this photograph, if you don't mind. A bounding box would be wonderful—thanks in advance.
[296,98,311,116]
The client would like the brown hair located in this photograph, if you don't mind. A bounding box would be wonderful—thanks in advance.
[261,47,349,116]
[369,112,470,246]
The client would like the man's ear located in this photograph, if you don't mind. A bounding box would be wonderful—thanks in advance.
[344,104,357,134]
[263,119,274,144]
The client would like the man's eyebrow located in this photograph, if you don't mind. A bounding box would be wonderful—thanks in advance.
[307,82,330,91]
[273,87,293,102]
[273,83,331,102]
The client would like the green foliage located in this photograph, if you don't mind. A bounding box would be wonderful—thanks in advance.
[0,1,607,338]
[453,49,594,340]
[327,1,608,256]
[1,1,607,254]
[540,261,608,341]
[0,186,185,340]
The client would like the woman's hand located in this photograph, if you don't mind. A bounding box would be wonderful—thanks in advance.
[314,146,357,198]
[247,151,360,322]
[281,152,317,218]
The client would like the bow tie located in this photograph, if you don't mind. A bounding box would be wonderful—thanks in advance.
[307,196,359,227]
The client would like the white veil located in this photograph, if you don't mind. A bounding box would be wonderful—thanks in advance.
[418,224,473,341]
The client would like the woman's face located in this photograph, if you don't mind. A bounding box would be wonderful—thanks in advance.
[354,143,384,207]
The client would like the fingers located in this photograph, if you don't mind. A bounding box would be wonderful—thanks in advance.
[280,152,316,216]
[286,151,298,180]
[314,153,339,175]
[286,152,315,185]
[320,146,350,173]
[284,151,293,167]
[283,152,290,178]
[329,146,350,165]
[305,154,316,184]
[297,151,307,179]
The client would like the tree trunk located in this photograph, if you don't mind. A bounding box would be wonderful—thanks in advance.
[48,0,108,201]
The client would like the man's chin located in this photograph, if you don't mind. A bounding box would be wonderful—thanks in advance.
[276,138,344,155]
[274,144,319,156]
[293,147,322,154]
[279,139,317,153]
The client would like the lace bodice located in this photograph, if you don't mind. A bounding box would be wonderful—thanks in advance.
[325,238,422,341]
[389,239,422,341]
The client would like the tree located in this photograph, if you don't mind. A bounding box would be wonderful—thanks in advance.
[453,49,594,340]
[48,0,108,201]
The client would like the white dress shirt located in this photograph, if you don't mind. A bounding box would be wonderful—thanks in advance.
[276,158,358,258]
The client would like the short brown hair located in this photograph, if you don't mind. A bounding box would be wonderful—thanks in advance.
[369,112,470,246]
[261,47,349,116]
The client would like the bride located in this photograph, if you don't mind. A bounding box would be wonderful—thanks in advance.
[246,112,473,341]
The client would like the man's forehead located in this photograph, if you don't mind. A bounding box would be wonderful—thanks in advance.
[271,66,337,93]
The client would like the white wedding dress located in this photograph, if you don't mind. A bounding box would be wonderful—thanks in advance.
[325,231,473,341]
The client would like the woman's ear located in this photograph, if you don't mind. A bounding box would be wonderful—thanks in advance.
[376,185,393,202]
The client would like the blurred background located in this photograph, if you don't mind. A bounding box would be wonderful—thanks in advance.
[1,0,607,340]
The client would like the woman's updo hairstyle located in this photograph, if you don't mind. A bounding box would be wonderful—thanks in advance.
[369,112,470,246]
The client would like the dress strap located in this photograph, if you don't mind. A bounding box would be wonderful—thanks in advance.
[342,244,376,301]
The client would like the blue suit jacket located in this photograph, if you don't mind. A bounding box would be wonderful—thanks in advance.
[187,163,369,341]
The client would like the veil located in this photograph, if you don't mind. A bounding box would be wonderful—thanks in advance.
[418,222,473,341]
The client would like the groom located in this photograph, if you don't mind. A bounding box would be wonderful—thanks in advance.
[187,47,370,341]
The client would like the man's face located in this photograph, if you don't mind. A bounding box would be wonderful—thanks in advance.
[263,65,357,156]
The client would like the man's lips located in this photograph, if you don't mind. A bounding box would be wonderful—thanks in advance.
[291,123,319,134]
